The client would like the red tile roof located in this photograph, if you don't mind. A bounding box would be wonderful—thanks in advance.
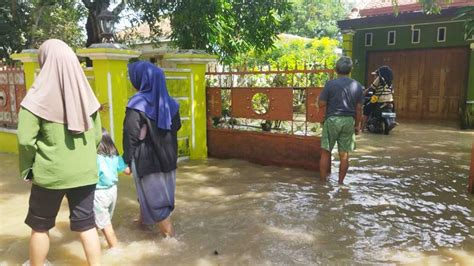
[359,0,473,17]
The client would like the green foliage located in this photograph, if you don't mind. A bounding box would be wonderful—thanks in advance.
[236,36,339,73]
[251,92,270,114]
[287,0,349,38]
[128,0,292,63]
[453,6,474,39]
[0,0,85,61]
[29,0,86,49]
[0,1,29,60]
[413,0,453,15]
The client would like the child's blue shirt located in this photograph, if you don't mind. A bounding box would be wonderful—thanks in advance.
[97,155,127,189]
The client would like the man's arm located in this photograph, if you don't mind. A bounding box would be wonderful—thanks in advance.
[318,83,329,113]
[317,97,327,111]
[354,103,362,135]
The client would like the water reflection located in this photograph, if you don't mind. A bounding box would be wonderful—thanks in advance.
[0,121,473,265]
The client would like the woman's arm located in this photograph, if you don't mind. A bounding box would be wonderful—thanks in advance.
[122,109,142,166]
[17,108,40,178]
[92,112,102,147]
[172,111,182,132]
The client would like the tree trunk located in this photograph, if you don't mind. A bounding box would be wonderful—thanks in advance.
[85,9,101,48]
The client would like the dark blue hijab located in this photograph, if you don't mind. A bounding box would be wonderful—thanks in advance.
[127,61,179,130]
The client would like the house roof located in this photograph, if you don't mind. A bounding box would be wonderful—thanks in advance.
[338,6,464,30]
[116,19,172,43]
[359,0,472,17]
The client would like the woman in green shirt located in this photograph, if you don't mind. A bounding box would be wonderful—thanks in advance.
[18,39,102,266]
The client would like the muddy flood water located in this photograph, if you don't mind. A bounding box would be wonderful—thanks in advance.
[1,121,474,265]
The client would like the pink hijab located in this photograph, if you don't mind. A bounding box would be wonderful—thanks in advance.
[21,39,100,133]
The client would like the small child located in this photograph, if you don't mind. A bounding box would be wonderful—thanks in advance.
[94,128,129,248]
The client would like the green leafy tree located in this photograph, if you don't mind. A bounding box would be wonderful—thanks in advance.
[28,0,86,48]
[0,0,85,61]
[287,0,472,39]
[287,0,349,38]
[129,0,293,62]
[0,1,29,60]
[235,36,339,71]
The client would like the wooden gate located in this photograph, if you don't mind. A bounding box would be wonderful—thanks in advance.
[366,48,469,121]
[206,65,334,171]
[0,66,26,129]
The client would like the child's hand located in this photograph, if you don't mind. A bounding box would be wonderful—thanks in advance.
[123,167,131,175]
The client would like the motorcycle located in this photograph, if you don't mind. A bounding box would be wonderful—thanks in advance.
[366,102,397,135]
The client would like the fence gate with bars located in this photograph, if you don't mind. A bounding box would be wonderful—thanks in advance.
[206,64,335,171]
[0,66,26,129]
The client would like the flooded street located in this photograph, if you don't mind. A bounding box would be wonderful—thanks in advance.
[1,121,473,265]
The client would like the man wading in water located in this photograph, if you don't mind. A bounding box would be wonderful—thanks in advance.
[318,56,364,184]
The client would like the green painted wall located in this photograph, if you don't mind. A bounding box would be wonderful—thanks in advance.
[467,47,474,101]
[462,45,474,128]
[351,21,473,85]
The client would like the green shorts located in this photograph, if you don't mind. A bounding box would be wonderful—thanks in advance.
[321,116,356,153]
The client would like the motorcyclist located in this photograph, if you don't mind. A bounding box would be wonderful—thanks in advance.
[362,65,395,131]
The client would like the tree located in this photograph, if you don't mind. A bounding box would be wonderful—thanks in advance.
[0,1,29,60]
[127,0,293,63]
[28,0,86,49]
[287,0,349,38]
[0,0,85,61]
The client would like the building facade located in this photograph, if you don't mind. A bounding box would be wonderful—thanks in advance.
[338,0,474,127]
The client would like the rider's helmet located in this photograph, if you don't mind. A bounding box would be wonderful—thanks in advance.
[371,66,393,87]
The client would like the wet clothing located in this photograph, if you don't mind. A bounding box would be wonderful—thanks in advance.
[132,162,176,224]
[18,108,102,189]
[320,76,362,153]
[319,77,364,119]
[124,61,181,224]
[93,155,126,229]
[123,109,181,177]
[96,155,127,189]
[321,116,356,152]
[25,184,96,232]
[94,185,117,229]
[127,61,179,131]
[123,108,181,224]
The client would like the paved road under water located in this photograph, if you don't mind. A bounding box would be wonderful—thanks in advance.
[0,121,473,265]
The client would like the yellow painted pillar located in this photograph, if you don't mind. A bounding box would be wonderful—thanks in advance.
[77,48,141,153]
[342,30,355,58]
[163,53,217,160]
[11,49,40,89]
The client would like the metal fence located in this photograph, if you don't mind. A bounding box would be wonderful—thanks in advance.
[206,64,335,136]
[0,66,26,129]
[205,64,335,171]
